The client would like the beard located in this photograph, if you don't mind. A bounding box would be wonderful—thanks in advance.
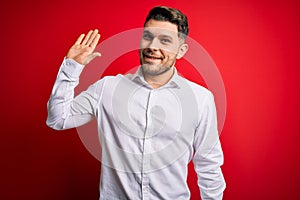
[141,63,173,76]
[139,49,176,76]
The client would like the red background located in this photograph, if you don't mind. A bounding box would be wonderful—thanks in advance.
[1,0,299,199]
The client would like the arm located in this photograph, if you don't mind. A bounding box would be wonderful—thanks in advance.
[193,92,226,200]
[46,30,102,130]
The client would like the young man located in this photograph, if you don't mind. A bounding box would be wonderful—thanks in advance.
[47,6,226,200]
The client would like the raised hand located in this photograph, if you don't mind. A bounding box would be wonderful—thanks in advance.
[66,29,101,65]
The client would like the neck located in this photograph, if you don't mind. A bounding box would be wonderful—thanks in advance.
[143,67,175,89]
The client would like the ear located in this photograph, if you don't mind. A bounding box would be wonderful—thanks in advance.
[176,43,189,59]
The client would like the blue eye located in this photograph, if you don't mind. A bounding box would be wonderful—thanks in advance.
[161,38,171,44]
[143,33,153,40]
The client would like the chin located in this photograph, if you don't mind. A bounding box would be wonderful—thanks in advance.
[141,64,171,76]
[141,64,157,75]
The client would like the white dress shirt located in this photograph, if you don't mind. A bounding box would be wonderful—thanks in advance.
[46,58,226,200]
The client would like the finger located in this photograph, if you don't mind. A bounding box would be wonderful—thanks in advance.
[82,30,93,45]
[83,52,101,65]
[86,29,99,46]
[91,52,101,58]
[74,34,85,45]
[90,34,101,49]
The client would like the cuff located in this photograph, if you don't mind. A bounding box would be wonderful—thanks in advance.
[61,57,85,78]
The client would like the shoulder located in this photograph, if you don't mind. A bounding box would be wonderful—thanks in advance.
[94,74,126,85]
[178,75,212,98]
[91,73,134,93]
[177,76,216,114]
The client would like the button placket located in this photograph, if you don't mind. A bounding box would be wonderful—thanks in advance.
[141,89,154,200]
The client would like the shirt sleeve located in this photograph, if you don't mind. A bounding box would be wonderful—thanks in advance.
[193,92,226,200]
[46,58,103,130]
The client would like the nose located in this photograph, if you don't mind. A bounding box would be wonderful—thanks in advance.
[147,38,160,51]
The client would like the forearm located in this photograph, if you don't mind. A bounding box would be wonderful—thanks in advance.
[46,58,89,130]
[193,92,226,199]
[194,141,226,200]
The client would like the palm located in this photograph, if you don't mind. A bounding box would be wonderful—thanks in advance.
[67,29,101,65]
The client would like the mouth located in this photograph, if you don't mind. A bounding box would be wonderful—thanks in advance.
[143,53,163,62]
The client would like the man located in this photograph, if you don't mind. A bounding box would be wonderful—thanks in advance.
[47,6,226,200]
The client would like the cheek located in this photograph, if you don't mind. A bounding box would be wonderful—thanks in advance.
[140,40,145,49]
[140,39,150,49]
[162,45,179,56]
[163,51,178,61]
[162,55,175,65]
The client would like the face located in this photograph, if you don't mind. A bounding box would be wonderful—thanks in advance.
[139,19,188,76]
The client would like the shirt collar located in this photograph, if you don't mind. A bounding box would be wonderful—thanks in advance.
[130,66,181,89]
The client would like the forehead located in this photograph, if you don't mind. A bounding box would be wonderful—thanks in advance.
[144,19,178,37]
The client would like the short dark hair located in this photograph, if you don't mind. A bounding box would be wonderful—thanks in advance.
[144,6,189,40]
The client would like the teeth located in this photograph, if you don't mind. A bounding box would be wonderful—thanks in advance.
[145,55,160,59]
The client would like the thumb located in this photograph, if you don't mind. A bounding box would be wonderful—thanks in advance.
[83,52,101,65]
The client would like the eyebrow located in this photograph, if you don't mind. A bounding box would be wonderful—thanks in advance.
[143,29,175,40]
[143,30,153,35]
[159,35,173,41]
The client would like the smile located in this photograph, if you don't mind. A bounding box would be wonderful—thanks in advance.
[143,53,163,60]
